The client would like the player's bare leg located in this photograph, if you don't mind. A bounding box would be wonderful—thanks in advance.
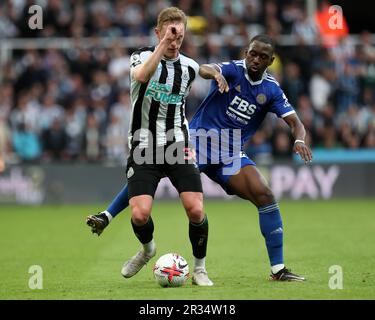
[228,165,305,281]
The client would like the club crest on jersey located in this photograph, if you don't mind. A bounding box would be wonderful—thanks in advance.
[256,93,267,104]
[182,70,189,80]
[235,85,241,93]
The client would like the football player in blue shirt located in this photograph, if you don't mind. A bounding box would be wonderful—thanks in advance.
[87,35,312,281]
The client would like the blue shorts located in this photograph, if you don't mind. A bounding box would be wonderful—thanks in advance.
[192,135,256,194]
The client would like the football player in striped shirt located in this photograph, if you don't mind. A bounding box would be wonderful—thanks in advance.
[106,7,213,286]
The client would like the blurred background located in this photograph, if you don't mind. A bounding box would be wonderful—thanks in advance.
[0,0,374,203]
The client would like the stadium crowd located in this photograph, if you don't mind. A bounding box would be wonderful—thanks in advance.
[0,0,375,167]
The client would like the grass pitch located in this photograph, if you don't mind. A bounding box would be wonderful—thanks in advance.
[0,199,374,300]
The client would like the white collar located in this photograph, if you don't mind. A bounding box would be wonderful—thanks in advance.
[162,54,180,62]
[154,45,180,62]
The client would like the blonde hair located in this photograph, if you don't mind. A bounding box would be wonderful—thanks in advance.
[157,7,187,30]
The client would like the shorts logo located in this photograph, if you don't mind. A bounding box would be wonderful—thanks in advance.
[256,93,267,104]
[127,167,134,179]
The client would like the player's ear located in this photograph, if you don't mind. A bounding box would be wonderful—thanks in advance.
[155,27,161,40]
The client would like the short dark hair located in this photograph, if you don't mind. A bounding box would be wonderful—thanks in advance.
[249,34,275,52]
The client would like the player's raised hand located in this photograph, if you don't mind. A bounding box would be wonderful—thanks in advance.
[293,141,312,164]
[162,24,184,44]
[214,73,229,93]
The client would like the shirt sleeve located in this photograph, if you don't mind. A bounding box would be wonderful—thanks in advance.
[214,61,238,83]
[270,85,296,118]
[130,52,142,69]
[130,50,150,69]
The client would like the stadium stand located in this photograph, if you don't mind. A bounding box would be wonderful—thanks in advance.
[0,0,374,168]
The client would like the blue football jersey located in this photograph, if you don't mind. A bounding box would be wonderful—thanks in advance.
[189,59,295,162]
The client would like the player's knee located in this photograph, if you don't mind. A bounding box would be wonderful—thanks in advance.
[264,187,275,201]
[131,212,150,226]
[185,203,204,223]
[255,186,275,206]
[130,203,151,225]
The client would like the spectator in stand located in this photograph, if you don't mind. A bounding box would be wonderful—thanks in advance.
[244,130,273,164]
[271,129,293,160]
[12,122,41,162]
[105,113,127,165]
[363,127,375,148]
[336,62,360,114]
[9,91,40,134]
[38,94,65,132]
[41,118,68,162]
[309,65,335,113]
[320,119,340,149]
[109,91,131,135]
[282,61,305,107]
[84,113,101,162]
[65,104,86,160]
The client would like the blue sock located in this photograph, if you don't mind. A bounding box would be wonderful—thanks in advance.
[106,184,129,219]
[258,203,284,267]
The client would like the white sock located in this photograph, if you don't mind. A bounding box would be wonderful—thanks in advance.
[102,211,113,222]
[143,239,156,255]
[271,264,285,274]
[194,257,206,271]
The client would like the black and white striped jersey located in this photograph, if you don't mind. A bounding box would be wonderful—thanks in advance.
[128,46,198,151]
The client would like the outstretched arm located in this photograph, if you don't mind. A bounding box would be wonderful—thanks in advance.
[199,64,229,93]
[283,113,313,164]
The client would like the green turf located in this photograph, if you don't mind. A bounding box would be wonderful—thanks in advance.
[0,199,374,300]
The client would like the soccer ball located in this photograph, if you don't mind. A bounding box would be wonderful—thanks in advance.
[153,253,189,287]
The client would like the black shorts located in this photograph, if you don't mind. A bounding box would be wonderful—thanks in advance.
[126,154,202,199]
